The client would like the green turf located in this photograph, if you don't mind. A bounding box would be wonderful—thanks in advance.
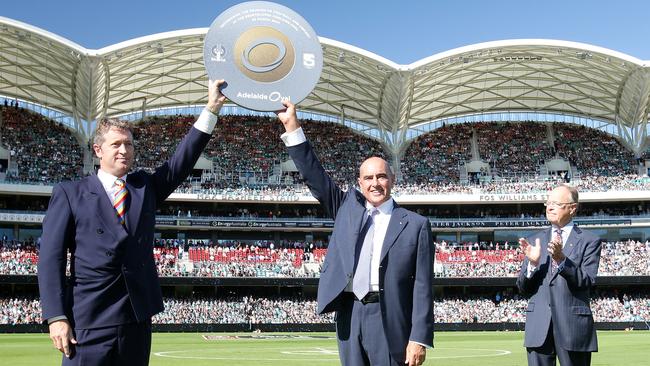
[1,331,648,365]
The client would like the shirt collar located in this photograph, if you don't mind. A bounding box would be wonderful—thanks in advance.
[97,169,127,191]
[552,221,574,234]
[366,198,394,215]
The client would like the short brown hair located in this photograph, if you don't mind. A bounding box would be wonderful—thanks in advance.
[93,118,133,146]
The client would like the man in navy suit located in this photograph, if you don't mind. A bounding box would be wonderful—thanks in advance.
[517,184,602,366]
[37,79,226,366]
[276,101,434,366]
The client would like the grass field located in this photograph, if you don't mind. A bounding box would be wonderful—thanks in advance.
[1,331,648,365]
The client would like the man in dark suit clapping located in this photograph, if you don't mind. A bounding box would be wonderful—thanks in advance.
[517,184,602,366]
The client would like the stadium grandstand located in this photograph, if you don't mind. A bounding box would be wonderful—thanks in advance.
[0,15,649,337]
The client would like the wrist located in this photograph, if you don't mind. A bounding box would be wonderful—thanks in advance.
[207,102,223,115]
[285,124,299,133]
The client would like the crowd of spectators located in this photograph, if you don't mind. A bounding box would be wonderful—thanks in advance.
[554,123,637,177]
[475,121,554,177]
[434,240,650,277]
[435,293,528,323]
[132,114,386,188]
[131,115,196,173]
[472,174,650,195]
[2,238,647,278]
[302,120,388,187]
[591,291,650,322]
[1,106,84,183]
[2,292,647,325]
[168,174,650,200]
[401,123,473,185]
[0,296,41,324]
[1,110,648,199]
[153,296,332,324]
[154,241,322,278]
[202,115,287,177]
[0,238,38,275]
[599,240,650,276]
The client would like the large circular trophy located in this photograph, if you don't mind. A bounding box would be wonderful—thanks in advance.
[203,1,323,111]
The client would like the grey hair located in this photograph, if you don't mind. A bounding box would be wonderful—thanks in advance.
[559,184,579,203]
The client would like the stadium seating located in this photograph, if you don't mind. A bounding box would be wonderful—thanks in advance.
[2,292,647,325]
[400,123,473,185]
[3,240,647,278]
[474,121,553,177]
[0,109,645,197]
[133,114,387,187]
[1,106,84,183]
[554,123,637,177]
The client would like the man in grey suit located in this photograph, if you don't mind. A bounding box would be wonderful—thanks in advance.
[276,101,434,366]
[517,184,602,366]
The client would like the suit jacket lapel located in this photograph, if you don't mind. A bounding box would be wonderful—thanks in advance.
[563,225,581,259]
[342,192,367,272]
[541,227,555,281]
[380,206,409,262]
[86,175,128,242]
[125,175,144,234]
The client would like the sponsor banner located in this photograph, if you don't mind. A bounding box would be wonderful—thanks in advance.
[154,217,334,228]
[430,218,631,228]
[478,193,549,202]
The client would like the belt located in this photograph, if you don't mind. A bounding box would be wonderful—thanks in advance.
[355,292,380,304]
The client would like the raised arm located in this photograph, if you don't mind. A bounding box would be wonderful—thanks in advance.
[153,79,226,203]
[276,101,347,218]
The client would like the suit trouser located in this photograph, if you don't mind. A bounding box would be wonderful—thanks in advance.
[62,322,152,366]
[335,294,401,366]
[527,321,592,366]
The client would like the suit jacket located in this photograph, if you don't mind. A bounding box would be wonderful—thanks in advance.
[38,127,211,329]
[287,141,434,359]
[516,225,602,352]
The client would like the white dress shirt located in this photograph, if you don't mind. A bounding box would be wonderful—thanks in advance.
[368,199,393,291]
[96,169,128,205]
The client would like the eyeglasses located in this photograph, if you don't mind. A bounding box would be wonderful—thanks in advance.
[544,201,575,208]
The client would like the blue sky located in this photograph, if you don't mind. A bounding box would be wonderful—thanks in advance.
[2,0,649,64]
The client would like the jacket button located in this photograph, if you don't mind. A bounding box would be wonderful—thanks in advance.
[96,228,104,234]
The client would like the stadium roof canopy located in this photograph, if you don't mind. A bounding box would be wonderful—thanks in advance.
[1,16,649,153]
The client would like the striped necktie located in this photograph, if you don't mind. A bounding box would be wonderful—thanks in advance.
[551,228,562,274]
[113,178,128,225]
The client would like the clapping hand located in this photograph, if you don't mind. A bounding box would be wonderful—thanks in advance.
[519,237,541,267]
